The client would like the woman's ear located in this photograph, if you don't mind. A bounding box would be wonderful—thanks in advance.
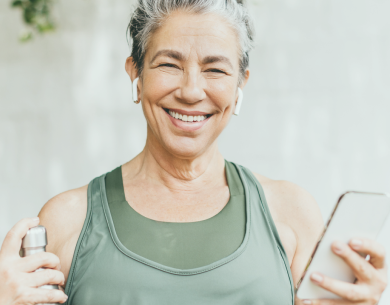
[125,57,138,82]
[240,69,250,90]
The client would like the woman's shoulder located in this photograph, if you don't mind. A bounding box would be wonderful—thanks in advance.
[230,163,322,225]
[250,171,322,226]
[38,184,88,284]
[38,184,88,237]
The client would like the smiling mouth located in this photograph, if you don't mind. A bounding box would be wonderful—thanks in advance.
[163,108,212,123]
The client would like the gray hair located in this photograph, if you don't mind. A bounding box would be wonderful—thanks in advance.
[127,0,255,85]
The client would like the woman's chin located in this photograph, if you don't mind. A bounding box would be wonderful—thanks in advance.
[162,138,212,159]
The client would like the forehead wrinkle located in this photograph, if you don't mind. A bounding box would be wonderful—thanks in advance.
[172,27,234,41]
[167,30,240,67]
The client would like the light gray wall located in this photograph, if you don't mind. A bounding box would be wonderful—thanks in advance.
[1,0,390,302]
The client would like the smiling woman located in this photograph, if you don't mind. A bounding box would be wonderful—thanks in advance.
[0,1,387,305]
[125,3,252,162]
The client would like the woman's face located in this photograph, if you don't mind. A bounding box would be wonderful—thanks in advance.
[128,11,249,159]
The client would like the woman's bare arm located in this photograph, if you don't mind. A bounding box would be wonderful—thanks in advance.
[38,185,88,285]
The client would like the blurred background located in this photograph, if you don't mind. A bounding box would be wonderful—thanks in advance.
[1,0,389,302]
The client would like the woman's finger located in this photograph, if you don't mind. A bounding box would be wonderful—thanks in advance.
[17,251,61,272]
[300,299,357,305]
[348,238,386,269]
[23,268,65,288]
[331,241,376,282]
[0,217,40,257]
[17,287,68,304]
[309,272,370,301]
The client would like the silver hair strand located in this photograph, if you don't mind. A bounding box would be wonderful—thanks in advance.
[127,0,255,84]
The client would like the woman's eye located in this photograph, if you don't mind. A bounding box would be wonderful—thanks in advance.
[206,69,226,74]
[159,63,178,69]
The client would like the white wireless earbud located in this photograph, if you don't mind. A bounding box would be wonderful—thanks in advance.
[132,77,140,103]
[234,88,243,116]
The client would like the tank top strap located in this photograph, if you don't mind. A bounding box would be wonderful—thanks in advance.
[64,174,106,297]
[232,162,295,300]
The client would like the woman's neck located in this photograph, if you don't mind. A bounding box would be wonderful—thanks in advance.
[123,130,226,193]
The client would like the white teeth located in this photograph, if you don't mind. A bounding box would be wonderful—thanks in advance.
[167,110,208,123]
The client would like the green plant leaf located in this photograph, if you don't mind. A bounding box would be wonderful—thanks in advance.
[11,0,23,7]
[19,30,33,42]
[11,0,55,42]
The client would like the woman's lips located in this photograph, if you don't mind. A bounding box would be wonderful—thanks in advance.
[164,108,211,132]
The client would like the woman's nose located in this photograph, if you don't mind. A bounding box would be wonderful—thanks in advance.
[175,72,206,104]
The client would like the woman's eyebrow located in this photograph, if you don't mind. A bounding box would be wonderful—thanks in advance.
[150,50,185,63]
[202,56,233,69]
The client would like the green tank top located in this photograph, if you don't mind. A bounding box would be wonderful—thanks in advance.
[105,160,246,269]
[64,161,294,305]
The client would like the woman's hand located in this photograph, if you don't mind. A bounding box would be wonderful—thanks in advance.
[297,238,388,305]
[0,217,68,305]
